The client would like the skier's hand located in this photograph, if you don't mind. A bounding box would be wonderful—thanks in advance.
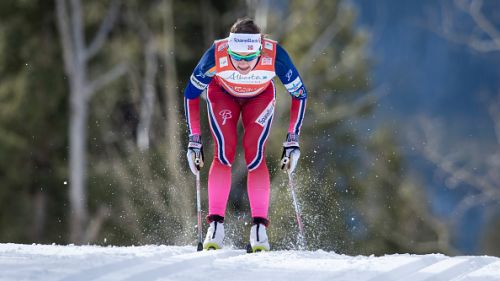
[280,133,300,173]
[187,134,204,175]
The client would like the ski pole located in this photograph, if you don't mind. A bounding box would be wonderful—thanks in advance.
[195,158,203,251]
[287,170,306,248]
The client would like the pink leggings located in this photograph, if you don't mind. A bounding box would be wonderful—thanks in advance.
[206,81,275,219]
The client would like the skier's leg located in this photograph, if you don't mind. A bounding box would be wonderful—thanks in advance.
[242,83,275,251]
[204,83,240,249]
[206,82,240,217]
[242,82,276,220]
[246,162,271,218]
[207,161,232,216]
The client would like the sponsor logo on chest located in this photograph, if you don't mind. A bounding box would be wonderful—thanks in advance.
[219,56,228,67]
[233,86,263,93]
[264,41,274,50]
[218,70,275,85]
[218,42,228,52]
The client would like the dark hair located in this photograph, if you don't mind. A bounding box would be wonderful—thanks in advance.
[230,17,261,34]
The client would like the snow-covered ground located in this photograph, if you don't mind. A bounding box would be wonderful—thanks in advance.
[0,243,499,281]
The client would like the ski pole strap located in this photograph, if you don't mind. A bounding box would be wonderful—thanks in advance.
[188,134,202,148]
[283,133,299,147]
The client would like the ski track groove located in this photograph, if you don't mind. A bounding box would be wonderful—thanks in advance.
[444,257,498,281]
[405,256,497,281]
[57,249,244,281]
[119,250,244,281]
[451,260,500,281]
[56,250,189,281]
[418,258,472,281]
[56,256,157,281]
[366,256,440,281]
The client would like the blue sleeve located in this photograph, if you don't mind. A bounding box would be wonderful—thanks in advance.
[184,44,216,99]
[275,44,307,99]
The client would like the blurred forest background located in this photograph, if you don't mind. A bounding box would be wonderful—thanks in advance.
[0,0,498,256]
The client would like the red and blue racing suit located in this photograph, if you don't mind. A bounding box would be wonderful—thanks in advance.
[184,39,307,220]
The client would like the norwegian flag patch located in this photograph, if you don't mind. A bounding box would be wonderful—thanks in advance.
[261,57,272,65]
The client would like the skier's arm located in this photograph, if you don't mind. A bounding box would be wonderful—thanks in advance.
[184,44,216,136]
[275,44,307,136]
[184,45,215,174]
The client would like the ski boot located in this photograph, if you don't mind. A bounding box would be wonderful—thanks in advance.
[248,217,270,253]
[203,215,224,250]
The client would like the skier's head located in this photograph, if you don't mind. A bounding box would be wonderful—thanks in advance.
[230,17,261,34]
[228,18,262,75]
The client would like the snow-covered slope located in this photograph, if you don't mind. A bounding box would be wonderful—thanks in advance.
[0,243,499,281]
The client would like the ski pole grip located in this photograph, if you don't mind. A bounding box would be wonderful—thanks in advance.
[281,156,290,171]
[282,156,290,165]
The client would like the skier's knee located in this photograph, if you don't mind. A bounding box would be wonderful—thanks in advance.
[214,157,233,167]
[247,157,266,171]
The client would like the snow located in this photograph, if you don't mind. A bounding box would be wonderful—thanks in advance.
[0,243,499,281]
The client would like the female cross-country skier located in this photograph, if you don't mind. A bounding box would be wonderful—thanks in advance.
[184,18,307,252]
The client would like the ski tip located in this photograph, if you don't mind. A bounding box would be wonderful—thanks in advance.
[197,242,203,252]
[246,243,269,253]
[203,242,221,251]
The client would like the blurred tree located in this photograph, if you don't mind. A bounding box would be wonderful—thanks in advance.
[55,0,126,243]
[424,0,500,255]
[0,0,68,243]
[438,0,500,52]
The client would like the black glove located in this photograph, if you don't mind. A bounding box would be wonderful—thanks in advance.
[280,133,300,173]
[187,134,204,174]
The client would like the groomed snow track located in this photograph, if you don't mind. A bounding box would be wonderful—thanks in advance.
[0,244,498,281]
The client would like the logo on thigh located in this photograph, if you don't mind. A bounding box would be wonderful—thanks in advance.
[255,101,275,127]
[219,109,232,125]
